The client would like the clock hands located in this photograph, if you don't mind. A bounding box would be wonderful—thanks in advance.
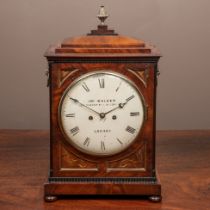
[69,97,101,116]
[69,95,134,119]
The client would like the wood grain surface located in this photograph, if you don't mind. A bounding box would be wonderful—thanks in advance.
[46,30,160,198]
[0,130,210,210]
[49,63,157,179]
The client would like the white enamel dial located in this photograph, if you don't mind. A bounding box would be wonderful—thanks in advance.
[59,71,145,156]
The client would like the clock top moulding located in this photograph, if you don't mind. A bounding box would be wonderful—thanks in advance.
[44,8,161,60]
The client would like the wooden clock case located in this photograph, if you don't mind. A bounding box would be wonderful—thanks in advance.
[44,24,161,202]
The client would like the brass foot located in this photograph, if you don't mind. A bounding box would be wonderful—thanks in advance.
[45,195,57,202]
[149,195,162,202]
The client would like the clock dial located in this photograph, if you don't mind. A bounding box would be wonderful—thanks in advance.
[59,71,145,156]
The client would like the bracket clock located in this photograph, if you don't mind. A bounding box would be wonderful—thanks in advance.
[44,6,162,202]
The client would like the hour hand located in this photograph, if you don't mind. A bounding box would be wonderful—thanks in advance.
[102,102,126,117]
[120,95,135,107]
[102,95,135,116]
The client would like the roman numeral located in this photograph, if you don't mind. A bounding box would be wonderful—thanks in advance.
[82,82,90,92]
[98,78,105,88]
[115,82,122,92]
[70,126,79,136]
[126,126,136,134]
[83,137,90,146]
[101,141,106,151]
[126,95,135,102]
[117,138,123,145]
[130,112,139,116]
[65,113,75,117]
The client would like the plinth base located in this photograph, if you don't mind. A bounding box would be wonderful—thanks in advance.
[44,176,161,202]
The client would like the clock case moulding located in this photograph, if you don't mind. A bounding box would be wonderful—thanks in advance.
[44,20,162,202]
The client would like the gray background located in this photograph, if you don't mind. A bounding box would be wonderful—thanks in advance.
[0,0,209,130]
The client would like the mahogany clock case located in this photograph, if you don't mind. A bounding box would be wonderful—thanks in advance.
[49,62,157,177]
[44,22,161,201]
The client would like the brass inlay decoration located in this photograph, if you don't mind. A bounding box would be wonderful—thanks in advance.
[58,68,79,87]
[107,144,146,172]
[128,68,149,88]
[60,146,98,171]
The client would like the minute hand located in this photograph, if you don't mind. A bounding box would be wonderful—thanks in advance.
[69,97,100,116]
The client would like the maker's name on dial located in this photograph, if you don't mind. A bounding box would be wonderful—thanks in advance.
[86,99,117,107]
[88,99,116,103]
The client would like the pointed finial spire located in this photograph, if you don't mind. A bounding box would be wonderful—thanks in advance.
[97,6,109,25]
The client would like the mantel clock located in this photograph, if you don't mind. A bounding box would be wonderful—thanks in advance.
[44,6,162,202]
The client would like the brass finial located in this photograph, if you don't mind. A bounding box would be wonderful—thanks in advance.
[97,6,109,25]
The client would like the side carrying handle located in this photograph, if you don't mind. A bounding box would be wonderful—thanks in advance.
[156,66,160,86]
[45,70,49,87]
